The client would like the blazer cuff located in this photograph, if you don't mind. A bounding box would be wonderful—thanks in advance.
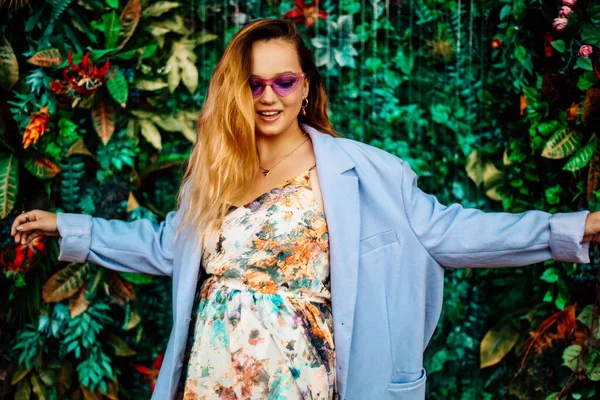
[549,211,590,264]
[56,213,92,263]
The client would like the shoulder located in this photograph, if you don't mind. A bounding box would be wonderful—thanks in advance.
[333,135,404,171]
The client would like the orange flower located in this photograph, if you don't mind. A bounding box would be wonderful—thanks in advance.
[491,38,502,49]
[23,106,50,149]
[520,95,528,116]
[566,102,580,120]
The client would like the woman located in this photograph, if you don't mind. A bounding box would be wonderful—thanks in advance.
[10,18,600,400]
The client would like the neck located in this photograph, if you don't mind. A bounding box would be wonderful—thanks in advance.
[255,123,307,166]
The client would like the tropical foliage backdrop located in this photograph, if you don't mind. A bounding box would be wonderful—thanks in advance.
[1,0,599,398]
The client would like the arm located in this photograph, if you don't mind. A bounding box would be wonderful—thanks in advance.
[56,208,182,277]
[398,159,590,268]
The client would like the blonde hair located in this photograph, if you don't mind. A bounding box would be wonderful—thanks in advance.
[174,18,340,252]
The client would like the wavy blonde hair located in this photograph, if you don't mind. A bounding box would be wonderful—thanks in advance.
[174,18,340,252]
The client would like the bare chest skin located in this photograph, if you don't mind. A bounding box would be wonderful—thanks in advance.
[232,145,325,216]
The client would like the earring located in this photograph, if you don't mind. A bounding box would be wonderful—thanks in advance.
[301,98,308,116]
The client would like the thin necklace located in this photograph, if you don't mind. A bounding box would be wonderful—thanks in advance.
[259,130,309,177]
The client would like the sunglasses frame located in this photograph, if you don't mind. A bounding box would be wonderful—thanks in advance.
[249,72,307,98]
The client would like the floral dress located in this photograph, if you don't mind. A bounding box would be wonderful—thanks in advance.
[178,164,337,400]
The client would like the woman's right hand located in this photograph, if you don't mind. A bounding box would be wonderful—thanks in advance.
[10,210,59,245]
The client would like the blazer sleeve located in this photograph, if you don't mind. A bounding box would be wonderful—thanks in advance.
[56,208,182,277]
[398,159,591,268]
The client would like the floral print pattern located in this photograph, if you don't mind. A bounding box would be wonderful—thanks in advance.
[179,164,337,399]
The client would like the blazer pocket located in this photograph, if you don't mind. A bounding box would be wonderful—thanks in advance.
[359,229,399,256]
[387,368,427,393]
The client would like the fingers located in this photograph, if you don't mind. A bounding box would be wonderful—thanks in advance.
[11,210,36,236]
[21,230,42,245]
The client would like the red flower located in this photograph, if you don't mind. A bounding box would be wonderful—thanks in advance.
[491,38,502,49]
[135,353,164,394]
[283,0,329,28]
[544,32,556,58]
[50,50,115,108]
[0,246,25,272]
[22,236,46,261]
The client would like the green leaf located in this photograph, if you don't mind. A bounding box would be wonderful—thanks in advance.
[514,45,527,63]
[538,120,560,136]
[103,11,121,49]
[577,304,600,338]
[576,57,594,71]
[119,272,154,285]
[578,71,598,91]
[551,40,565,53]
[428,348,457,374]
[142,1,181,18]
[590,3,600,24]
[139,119,162,150]
[563,135,598,171]
[24,157,61,180]
[588,366,600,381]
[480,320,520,368]
[0,36,19,89]
[15,378,31,400]
[540,267,559,283]
[133,79,168,91]
[0,154,19,219]
[541,128,583,159]
[555,280,569,310]
[106,0,119,9]
[341,1,361,14]
[106,68,128,107]
[582,24,600,46]
[562,345,582,371]
[499,4,512,21]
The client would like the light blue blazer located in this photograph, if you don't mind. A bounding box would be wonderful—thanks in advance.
[56,123,590,399]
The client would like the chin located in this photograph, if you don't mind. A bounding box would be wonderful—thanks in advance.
[256,122,287,136]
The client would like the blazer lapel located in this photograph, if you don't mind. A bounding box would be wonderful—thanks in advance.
[303,123,360,399]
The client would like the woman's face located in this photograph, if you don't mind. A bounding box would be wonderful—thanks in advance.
[250,39,309,137]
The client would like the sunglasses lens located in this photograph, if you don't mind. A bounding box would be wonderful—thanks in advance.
[273,76,299,95]
[249,79,264,97]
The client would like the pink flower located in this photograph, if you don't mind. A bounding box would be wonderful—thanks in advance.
[562,0,576,7]
[559,6,573,17]
[553,17,568,32]
[579,45,593,58]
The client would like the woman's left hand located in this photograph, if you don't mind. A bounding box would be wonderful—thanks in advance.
[583,211,600,243]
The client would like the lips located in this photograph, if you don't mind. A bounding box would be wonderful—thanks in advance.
[257,110,282,122]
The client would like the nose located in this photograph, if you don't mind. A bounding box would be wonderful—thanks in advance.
[259,84,277,103]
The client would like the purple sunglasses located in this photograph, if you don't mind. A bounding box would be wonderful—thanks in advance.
[249,72,306,98]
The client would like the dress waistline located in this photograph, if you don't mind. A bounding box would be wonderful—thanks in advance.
[208,275,330,304]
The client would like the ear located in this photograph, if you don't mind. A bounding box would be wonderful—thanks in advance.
[303,78,310,98]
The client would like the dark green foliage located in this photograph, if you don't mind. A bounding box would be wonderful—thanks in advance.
[1,0,599,398]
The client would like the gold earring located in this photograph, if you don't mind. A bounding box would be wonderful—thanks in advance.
[301,98,308,116]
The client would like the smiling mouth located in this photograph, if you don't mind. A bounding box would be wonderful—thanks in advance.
[257,111,282,116]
